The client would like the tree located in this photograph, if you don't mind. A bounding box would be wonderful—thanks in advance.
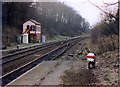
[3,2,90,41]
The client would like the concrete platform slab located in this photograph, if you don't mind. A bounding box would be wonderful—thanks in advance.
[7,61,60,86]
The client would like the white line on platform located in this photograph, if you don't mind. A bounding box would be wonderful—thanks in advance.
[7,61,45,86]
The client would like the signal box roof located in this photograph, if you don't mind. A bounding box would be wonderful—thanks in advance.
[30,19,41,25]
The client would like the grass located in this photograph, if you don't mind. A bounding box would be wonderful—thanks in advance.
[4,35,72,51]
[5,43,41,50]
[46,35,72,43]
[104,74,113,84]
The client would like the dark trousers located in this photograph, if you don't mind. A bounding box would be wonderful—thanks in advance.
[88,59,96,69]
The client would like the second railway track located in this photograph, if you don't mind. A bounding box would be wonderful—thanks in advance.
[1,42,62,64]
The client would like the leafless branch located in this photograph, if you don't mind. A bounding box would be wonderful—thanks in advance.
[103,1,119,6]
[87,0,118,21]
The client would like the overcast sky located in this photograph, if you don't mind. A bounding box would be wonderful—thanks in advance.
[58,0,118,26]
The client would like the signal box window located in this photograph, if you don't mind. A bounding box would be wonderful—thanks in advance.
[36,26,40,32]
[27,25,30,29]
[30,25,34,31]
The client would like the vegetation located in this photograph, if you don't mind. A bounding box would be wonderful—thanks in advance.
[2,2,90,45]
[90,8,119,54]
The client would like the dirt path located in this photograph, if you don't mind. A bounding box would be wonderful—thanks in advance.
[60,60,99,85]
[40,61,72,85]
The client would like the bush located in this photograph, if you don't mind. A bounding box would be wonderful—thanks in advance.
[92,35,118,54]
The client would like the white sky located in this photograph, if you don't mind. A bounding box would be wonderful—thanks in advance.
[58,0,118,26]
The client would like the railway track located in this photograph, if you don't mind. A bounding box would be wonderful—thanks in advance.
[0,37,84,86]
[1,41,63,64]
[2,41,62,56]
[2,42,62,65]
[2,41,64,75]
[2,44,41,56]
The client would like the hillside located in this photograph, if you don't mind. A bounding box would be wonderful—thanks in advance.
[2,2,90,46]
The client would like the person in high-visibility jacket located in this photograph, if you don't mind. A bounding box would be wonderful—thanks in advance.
[86,51,96,69]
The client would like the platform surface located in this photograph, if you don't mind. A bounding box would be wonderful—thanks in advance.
[7,61,60,85]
